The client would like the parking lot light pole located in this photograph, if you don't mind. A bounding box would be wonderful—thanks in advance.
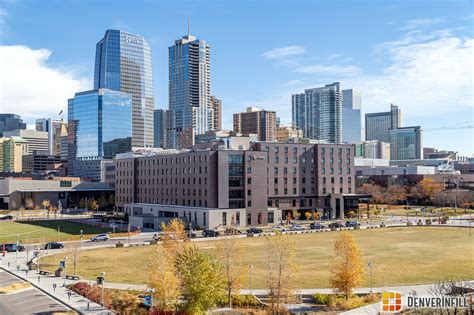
[368,262,373,294]
[63,257,68,286]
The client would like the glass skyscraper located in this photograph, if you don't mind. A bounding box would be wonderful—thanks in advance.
[389,126,423,160]
[292,82,342,144]
[68,89,132,179]
[94,29,154,148]
[168,33,211,149]
[342,89,362,144]
[365,104,402,142]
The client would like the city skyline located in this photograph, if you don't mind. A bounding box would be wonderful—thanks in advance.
[0,1,472,154]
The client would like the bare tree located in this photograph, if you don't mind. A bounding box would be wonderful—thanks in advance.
[217,233,243,308]
[265,233,299,312]
[428,278,474,315]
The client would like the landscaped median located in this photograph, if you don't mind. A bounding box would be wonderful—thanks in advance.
[0,281,31,294]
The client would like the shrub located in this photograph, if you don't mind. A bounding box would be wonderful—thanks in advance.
[217,294,262,307]
[363,293,380,304]
[425,219,432,225]
[313,293,329,305]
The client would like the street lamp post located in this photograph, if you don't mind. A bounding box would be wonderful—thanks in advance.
[249,263,253,295]
[98,272,105,307]
[63,257,68,286]
[15,234,19,265]
[368,262,373,294]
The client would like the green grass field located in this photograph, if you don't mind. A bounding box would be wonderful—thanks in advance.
[42,227,473,288]
[0,220,116,243]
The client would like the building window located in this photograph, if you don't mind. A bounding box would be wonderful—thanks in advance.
[274,189,279,195]
[292,199,297,207]
[247,213,252,225]
[274,167,278,174]
[247,189,252,196]
[236,212,240,225]
[268,212,274,224]
[284,188,288,195]
[222,212,227,225]
[257,213,262,224]
[268,200,273,206]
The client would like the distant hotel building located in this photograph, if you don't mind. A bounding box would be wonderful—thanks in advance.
[365,104,401,142]
[68,89,132,181]
[94,29,155,148]
[292,82,342,144]
[342,89,361,143]
[114,142,357,229]
[233,107,277,141]
[354,140,390,159]
[168,32,211,148]
[389,126,423,160]
[0,137,28,172]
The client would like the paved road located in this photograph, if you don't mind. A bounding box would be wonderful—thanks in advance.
[0,270,72,315]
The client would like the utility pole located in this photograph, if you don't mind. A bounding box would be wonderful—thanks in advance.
[368,261,373,294]
[249,263,253,295]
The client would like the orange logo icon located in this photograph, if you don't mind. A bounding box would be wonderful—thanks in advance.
[382,291,402,312]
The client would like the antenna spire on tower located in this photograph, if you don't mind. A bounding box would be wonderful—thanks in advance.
[187,16,190,36]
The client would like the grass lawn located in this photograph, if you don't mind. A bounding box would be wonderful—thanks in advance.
[0,220,121,243]
[42,227,473,288]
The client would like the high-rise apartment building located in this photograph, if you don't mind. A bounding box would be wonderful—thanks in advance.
[168,32,211,149]
[3,129,48,155]
[0,137,28,172]
[292,82,342,144]
[342,89,361,143]
[94,29,154,148]
[68,89,132,181]
[153,109,171,149]
[0,114,27,137]
[35,118,68,157]
[233,107,277,141]
[365,104,402,142]
[389,126,423,160]
[210,96,222,131]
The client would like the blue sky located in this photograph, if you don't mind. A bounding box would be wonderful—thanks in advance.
[0,0,473,155]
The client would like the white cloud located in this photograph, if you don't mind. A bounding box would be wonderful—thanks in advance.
[295,64,360,75]
[0,45,90,121]
[343,30,474,117]
[261,45,306,59]
[402,17,445,30]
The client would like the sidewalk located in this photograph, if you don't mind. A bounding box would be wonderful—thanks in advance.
[0,252,111,315]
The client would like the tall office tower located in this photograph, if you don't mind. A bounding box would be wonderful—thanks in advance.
[0,114,27,136]
[233,107,277,141]
[153,109,171,148]
[3,129,48,154]
[210,96,222,131]
[342,89,362,143]
[168,32,211,149]
[35,118,68,156]
[68,89,132,181]
[292,82,342,144]
[389,126,423,160]
[365,104,402,142]
[94,29,154,148]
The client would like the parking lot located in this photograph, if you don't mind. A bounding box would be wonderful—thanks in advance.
[0,271,72,315]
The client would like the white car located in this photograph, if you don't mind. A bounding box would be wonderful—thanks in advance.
[290,224,304,231]
[272,226,287,232]
[90,233,110,242]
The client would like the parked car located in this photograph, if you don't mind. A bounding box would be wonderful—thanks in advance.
[0,215,13,220]
[272,226,287,232]
[3,244,25,252]
[202,230,220,237]
[290,224,304,231]
[345,221,360,228]
[90,233,110,242]
[186,231,197,239]
[310,222,326,230]
[152,233,161,241]
[247,227,263,234]
[329,222,344,229]
[44,242,64,249]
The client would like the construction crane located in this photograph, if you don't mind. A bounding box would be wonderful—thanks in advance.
[422,121,473,132]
